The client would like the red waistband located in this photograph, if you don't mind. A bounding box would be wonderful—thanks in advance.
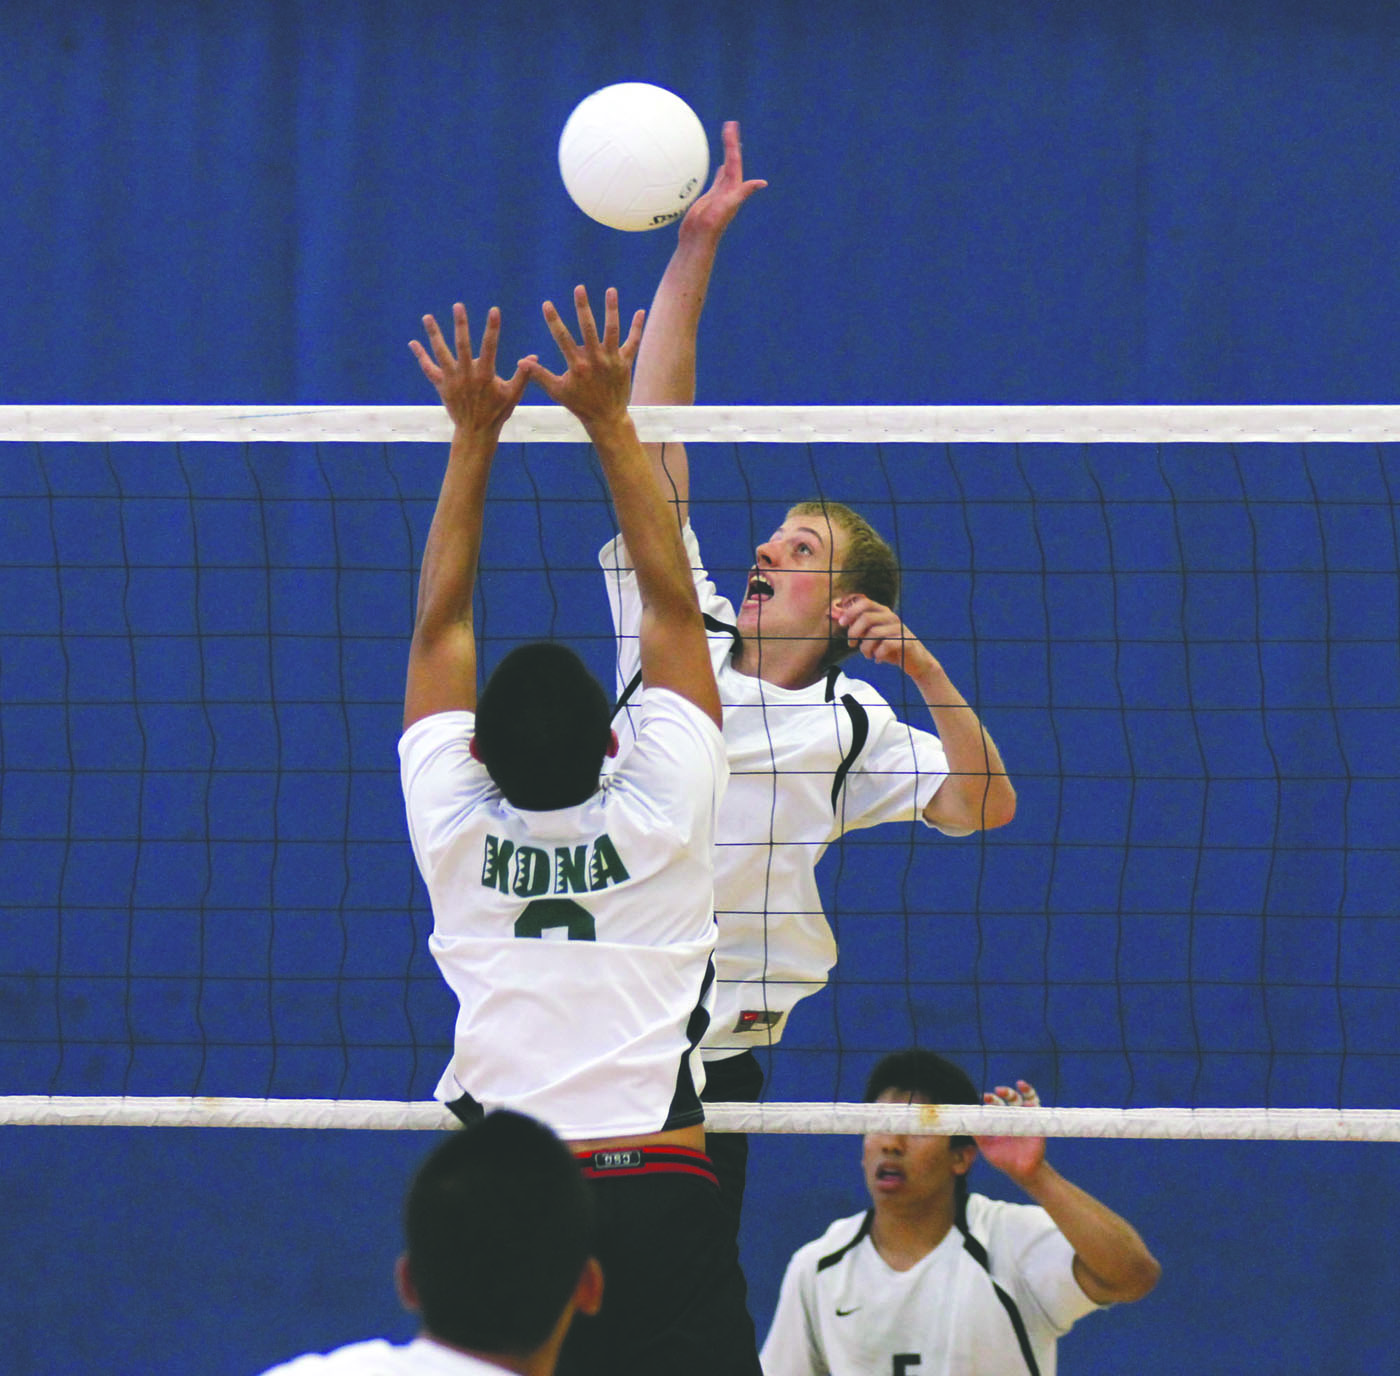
[574,1144,718,1185]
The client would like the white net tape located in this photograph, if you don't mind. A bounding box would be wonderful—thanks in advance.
[4,1097,1400,1140]
[3,403,1400,444]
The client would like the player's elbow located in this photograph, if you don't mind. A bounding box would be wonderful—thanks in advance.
[1094,1250,1163,1305]
[979,777,1016,830]
[963,777,1017,832]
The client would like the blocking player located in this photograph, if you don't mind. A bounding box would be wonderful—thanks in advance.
[760,1050,1161,1376]
[602,122,1018,1219]
[400,287,759,1374]
[259,1110,603,1375]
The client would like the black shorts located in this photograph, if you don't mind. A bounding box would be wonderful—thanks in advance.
[556,1145,761,1376]
[701,1050,765,1237]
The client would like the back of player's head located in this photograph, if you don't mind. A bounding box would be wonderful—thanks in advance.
[865,1048,979,1151]
[403,1109,595,1356]
[788,500,900,668]
[474,642,612,810]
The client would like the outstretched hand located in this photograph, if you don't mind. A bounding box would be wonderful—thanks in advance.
[680,120,767,240]
[522,285,646,429]
[409,304,533,439]
[975,1080,1046,1184]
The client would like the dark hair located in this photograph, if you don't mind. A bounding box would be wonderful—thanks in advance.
[865,1048,980,1152]
[474,642,612,810]
[404,1109,594,1355]
[787,500,900,670]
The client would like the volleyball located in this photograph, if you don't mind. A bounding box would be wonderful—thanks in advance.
[558,82,709,232]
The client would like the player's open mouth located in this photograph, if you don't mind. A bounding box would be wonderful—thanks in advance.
[745,573,775,603]
[874,1163,905,1184]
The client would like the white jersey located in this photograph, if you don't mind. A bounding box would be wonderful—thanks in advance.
[399,688,727,1141]
[260,1335,506,1374]
[601,525,952,1055]
[760,1198,1101,1376]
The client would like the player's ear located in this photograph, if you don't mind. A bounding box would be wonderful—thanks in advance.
[952,1143,978,1177]
[468,736,482,762]
[606,729,619,759]
[395,1254,420,1313]
[574,1256,605,1317]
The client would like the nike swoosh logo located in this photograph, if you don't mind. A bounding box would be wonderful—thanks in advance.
[835,1306,861,1317]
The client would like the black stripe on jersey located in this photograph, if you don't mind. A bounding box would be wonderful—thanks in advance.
[611,614,740,722]
[824,666,871,814]
[815,1210,874,1273]
[955,1217,1042,1376]
[614,623,871,818]
[662,957,715,1131]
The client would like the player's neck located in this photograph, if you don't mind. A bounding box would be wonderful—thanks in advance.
[869,1199,957,1272]
[731,634,828,690]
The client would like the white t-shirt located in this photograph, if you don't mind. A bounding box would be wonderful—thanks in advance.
[260,1335,507,1374]
[760,1197,1102,1376]
[399,688,728,1141]
[601,525,952,1055]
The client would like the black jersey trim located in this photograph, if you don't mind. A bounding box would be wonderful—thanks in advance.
[661,957,715,1131]
[824,666,871,815]
[955,1213,1042,1376]
[611,614,739,722]
[614,623,870,818]
[815,1210,874,1273]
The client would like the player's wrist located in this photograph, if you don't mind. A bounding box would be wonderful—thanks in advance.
[582,411,641,447]
[904,645,944,687]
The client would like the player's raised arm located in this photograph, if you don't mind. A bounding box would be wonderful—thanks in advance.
[833,593,1017,833]
[632,120,767,527]
[403,305,532,730]
[525,286,721,728]
[976,1081,1162,1305]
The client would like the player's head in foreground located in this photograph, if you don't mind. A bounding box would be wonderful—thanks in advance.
[398,1109,603,1369]
[863,1049,982,1218]
[737,499,900,673]
[471,642,617,810]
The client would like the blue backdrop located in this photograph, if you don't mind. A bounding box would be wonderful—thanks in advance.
[2,3,1399,1373]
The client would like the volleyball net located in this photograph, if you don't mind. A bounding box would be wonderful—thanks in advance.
[2,405,1397,1138]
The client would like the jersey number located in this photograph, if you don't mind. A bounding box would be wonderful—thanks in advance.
[514,898,597,942]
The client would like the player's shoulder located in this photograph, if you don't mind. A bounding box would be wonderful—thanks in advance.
[789,1209,872,1274]
[965,1191,1059,1252]
[257,1337,402,1373]
[634,686,725,753]
[825,666,898,712]
[398,708,476,760]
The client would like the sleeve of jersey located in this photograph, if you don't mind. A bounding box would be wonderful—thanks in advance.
[397,711,496,874]
[598,522,737,692]
[760,1252,828,1376]
[999,1204,1106,1332]
[836,700,958,834]
[620,690,729,845]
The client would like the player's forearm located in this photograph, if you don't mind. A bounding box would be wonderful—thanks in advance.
[632,231,722,405]
[910,658,1016,829]
[1016,1162,1162,1303]
[588,414,698,616]
[412,428,494,640]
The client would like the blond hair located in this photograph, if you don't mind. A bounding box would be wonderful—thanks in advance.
[787,499,900,608]
[787,500,900,668]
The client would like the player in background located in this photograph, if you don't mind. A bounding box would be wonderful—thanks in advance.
[602,122,1018,1225]
[760,1050,1161,1376]
[259,1110,603,1375]
[400,288,759,1374]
